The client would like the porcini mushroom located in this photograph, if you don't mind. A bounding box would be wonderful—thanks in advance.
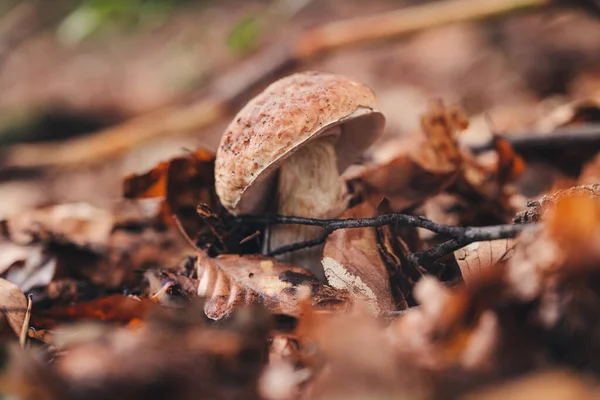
[215,71,385,280]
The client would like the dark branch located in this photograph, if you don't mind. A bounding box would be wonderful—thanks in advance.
[236,213,536,266]
[267,230,331,257]
[407,238,467,267]
[237,214,484,236]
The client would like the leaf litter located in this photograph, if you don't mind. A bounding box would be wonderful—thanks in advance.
[4,61,600,400]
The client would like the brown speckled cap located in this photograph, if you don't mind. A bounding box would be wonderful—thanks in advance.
[215,71,385,215]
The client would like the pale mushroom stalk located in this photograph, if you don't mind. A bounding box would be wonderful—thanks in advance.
[266,131,348,280]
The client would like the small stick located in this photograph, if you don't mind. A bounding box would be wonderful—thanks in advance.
[268,230,331,257]
[172,214,201,251]
[236,214,532,239]
[239,230,261,245]
[19,294,32,348]
[242,213,535,267]
[150,282,174,303]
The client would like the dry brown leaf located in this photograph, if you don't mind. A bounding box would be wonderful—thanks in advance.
[321,202,394,315]
[348,100,467,211]
[0,200,184,291]
[123,148,222,247]
[455,239,516,286]
[493,136,527,186]
[31,294,155,330]
[196,252,349,320]
[3,202,114,250]
[0,277,27,337]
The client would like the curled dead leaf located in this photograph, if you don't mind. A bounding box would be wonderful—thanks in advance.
[322,202,394,315]
[123,148,223,247]
[455,239,516,286]
[347,100,467,211]
[196,252,349,320]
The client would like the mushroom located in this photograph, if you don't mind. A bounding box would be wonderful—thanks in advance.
[215,71,385,280]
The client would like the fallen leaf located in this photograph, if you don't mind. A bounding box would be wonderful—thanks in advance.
[123,148,224,248]
[455,239,516,286]
[0,278,27,337]
[196,252,349,320]
[494,136,526,185]
[322,202,394,315]
[3,202,114,250]
[0,200,184,290]
[348,100,467,211]
[31,295,155,330]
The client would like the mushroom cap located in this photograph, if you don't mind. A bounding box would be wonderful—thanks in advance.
[215,71,385,215]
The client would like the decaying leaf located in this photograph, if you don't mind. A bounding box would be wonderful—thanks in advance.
[196,252,349,320]
[0,200,185,291]
[494,136,526,186]
[348,100,522,228]
[31,294,155,330]
[455,239,516,285]
[0,277,27,337]
[322,202,394,315]
[348,100,467,211]
[123,148,227,250]
[2,202,114,250]
[0,241,55,291]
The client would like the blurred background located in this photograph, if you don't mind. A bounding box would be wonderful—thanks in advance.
[2,0,600,218]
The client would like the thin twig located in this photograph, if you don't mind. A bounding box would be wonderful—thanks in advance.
[237,214,532,239]
[268,230,331,257]
[172,214,200,251]
[407,238,467,267]
[150,282,174,303]
[238,213,535,266]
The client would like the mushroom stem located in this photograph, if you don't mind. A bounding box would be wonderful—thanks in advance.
[266,131,348,281]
